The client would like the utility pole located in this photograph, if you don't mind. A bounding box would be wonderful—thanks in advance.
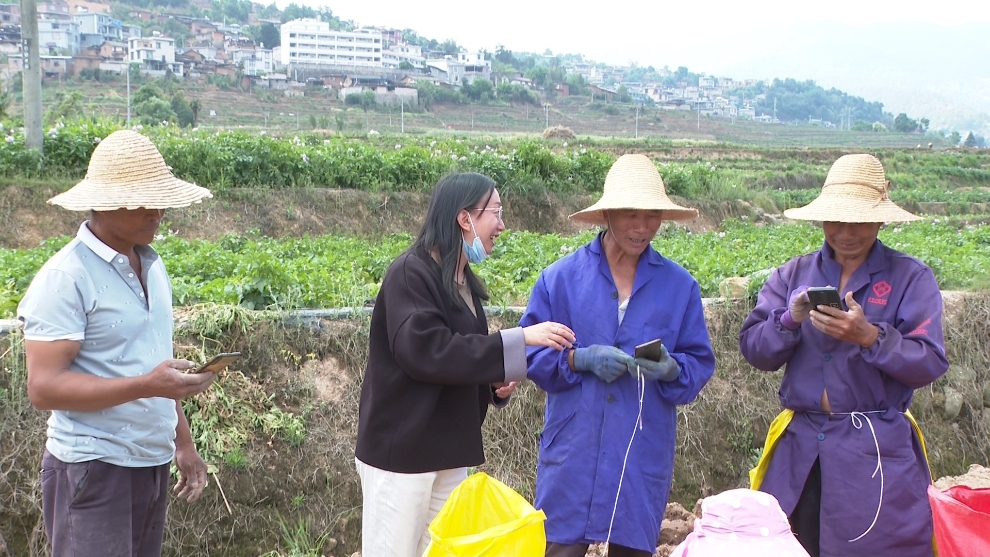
[400,98,404,133]
[21,0,42,153]
[637,103,642,138]
[543,103,551,128]
[126,63,131,127]
[697,102,700,130]
[773,98,777,121]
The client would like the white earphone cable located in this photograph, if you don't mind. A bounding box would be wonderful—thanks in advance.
[604,366,647,550]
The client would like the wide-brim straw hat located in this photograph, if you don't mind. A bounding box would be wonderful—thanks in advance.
[570,154,699,226]
[49,130,212,211]
[782,154,920,223]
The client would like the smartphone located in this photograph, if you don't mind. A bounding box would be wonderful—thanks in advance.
[807,287,843,310]
[634,339,663,362]
[192,352,241,374]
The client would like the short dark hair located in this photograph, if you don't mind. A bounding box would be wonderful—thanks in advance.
[411,172,494,312]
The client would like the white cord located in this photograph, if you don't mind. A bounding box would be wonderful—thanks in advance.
[847,411,884,543]
[604,366,647,550]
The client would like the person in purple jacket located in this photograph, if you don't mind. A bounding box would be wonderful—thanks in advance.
[521,154,716,557]
[739,154,949,557]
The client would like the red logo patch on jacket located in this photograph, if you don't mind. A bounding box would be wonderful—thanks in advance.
[868,280,892,306]
[909,318,931,336]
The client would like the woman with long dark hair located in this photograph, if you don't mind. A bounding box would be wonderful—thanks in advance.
[355,172,575,557]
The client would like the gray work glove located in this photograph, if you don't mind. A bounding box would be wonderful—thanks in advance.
[572,345,634,383]
[631,345,681,382]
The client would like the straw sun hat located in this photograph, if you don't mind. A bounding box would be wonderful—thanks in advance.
[570,154,699,226]
[782,154,920,223]
[48,130,212,211]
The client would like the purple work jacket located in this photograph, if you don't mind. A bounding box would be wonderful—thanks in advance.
[520,234,716,552]
[739,240,948,557]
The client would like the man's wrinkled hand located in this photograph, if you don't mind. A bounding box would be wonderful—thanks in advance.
[173,446,209,503]
[811,292,880,348]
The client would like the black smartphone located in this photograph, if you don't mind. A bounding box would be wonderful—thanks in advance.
[634,339,663,362]
[807,287,842,310]
[192,352,241,374]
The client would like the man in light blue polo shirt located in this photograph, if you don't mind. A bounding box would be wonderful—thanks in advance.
[18,129,217,557]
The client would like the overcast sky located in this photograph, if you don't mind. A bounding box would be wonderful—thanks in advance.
[277,0,990,73]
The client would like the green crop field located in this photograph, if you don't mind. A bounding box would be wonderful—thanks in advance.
[2,118,989,318]
[2,103,989,557]
[3,219,988,317]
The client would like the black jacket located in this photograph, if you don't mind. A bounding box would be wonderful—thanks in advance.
[355,249,507,473]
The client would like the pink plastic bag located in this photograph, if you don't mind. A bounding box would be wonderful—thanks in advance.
[927,484,990,557]
[671,489,809,557]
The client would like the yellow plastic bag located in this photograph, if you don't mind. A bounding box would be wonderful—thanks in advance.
[424,472,546,557]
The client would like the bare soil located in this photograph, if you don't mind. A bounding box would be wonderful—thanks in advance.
[0,181,747,250]
[0,182,583,248]
[935,464,990,489]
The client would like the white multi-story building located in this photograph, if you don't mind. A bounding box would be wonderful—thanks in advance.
[382,43,424,69]
[717,77,739,90]
[122,23,142,40]
[75,13,123,41]
[128,34,183,76]
[425,51,491,86]
[279,19,382,67]
[75,12,126,50]
[231,47,274,76]
[38,17,80,55]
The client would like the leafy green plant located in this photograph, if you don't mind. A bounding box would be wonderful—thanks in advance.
[4,119,988,204]
[259,515,333,557]
[4,220,990,319]
[223,447,247,469]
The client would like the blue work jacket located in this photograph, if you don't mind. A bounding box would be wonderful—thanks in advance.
[520,233,716,552]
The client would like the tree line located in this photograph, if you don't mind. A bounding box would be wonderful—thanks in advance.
[728,78,936,135]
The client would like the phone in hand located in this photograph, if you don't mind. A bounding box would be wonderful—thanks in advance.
[192,352,241,374]
[807,287,843,310]
[634,339,663,362]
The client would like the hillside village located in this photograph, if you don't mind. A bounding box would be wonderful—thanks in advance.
[0,0,799,125]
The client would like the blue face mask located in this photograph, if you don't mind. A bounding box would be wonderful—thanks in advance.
[462,215,488,264]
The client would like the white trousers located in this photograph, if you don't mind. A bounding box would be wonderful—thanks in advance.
[355,457,468,557]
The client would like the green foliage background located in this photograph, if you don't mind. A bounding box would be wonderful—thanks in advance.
[3,220,989,317]
[2,120,989,204]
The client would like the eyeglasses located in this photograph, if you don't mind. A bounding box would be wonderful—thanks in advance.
[476,207,503,221]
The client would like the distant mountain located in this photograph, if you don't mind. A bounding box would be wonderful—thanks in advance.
[704,20,990,137]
